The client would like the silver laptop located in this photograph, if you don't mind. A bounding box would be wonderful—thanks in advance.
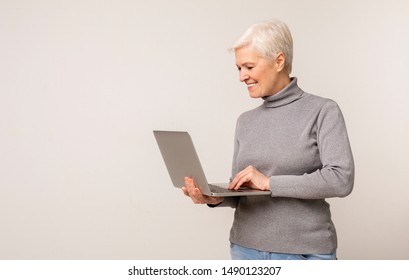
[153,130,271,197]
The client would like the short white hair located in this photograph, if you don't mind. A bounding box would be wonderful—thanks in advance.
[230,19,293,74]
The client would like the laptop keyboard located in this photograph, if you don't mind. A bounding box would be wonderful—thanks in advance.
[209,184,252,193]
[209,184,233,193]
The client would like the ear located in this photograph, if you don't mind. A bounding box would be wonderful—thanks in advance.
[275,52,286,72]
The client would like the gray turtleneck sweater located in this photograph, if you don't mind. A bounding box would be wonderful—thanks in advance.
[217,78,354,254]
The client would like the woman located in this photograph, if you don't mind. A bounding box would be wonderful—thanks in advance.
[182,19,354,260]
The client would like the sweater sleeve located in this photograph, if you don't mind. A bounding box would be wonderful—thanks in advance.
[269,101,355,199]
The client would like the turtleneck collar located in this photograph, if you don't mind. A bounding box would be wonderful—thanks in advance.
[262,77,305,108]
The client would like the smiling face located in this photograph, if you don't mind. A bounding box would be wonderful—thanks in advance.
[235,46,290,98]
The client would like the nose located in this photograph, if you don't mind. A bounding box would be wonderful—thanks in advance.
[239,69,249,82]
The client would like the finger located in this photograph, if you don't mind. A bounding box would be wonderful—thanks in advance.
[183,177,200,201]
[229,172,244,189]
[184,177,196,193]
[230,174,246,190]
[185,181,207,204]
[181,187,190,197]
[184,177,219,204]
[229,175,243,190]
[229,166,254,189]
[232,173,251,190]
[190,188,206,204]
[188,178,207,198]
[231,167,253,189]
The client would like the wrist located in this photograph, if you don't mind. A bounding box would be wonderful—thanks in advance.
[210,197,224,206]
[263,176,270,191]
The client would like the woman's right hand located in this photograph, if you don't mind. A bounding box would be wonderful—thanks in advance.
[182,177,224,205]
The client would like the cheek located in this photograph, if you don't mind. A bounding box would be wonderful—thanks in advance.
[254,65,271,81]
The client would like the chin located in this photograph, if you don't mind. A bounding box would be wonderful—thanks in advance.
[249,92,262,98]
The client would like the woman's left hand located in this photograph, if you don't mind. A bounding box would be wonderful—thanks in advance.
[229,165,270,191]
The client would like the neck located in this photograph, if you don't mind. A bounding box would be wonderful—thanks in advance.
[262,77,304,108]
[271,72,291,96]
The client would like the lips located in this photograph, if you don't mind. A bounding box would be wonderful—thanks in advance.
[247,82,257,90]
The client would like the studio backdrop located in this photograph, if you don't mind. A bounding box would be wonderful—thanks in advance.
[1,0,408,259]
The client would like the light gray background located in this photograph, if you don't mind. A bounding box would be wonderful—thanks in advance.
[1,0,408,259]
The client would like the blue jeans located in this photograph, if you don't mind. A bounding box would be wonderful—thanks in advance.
[230,243,336,260]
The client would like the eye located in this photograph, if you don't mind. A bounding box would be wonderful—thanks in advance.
[236,64,255,71]
[236,66,254,71]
